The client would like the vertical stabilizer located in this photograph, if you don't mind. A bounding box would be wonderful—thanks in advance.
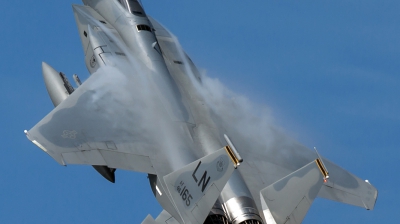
[260,160,324,224]
[163,147,240,224]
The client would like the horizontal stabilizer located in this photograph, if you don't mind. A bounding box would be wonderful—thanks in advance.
[164,147,239,224]
[141,210,180,224]
[260,160,324,224]
[141,215,157,224]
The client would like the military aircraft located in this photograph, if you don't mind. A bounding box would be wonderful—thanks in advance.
[25,1,378,223]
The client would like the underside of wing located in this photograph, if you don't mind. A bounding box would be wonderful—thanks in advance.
[28,10,202,176]
[26,52,196,175]
[27,66,157,173]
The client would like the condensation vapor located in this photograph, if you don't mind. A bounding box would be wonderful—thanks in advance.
[169,33,315,171]
[80,5,314,173]
[78,8,195,172]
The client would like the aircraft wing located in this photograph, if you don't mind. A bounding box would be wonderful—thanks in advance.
[27,7,196,176]
[149,17,378,221]
[26,65,159,173]
[27,59,243,224]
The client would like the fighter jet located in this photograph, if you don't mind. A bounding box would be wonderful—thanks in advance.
[25,1,378,223]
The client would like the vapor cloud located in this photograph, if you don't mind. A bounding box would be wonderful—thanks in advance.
[83,13,312,174]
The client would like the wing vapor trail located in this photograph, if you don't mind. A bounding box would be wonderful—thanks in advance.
[80,6,311,172]
[168,33,314,170]
[78,7,195,172]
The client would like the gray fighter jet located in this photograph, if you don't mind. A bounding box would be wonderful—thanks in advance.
[25,1,378,223]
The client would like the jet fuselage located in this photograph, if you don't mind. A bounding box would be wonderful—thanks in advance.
[80,0,262,223]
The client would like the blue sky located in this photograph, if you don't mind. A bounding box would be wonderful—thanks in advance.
[1,0,398,223]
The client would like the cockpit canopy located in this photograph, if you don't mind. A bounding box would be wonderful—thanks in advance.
[117,0,146,17]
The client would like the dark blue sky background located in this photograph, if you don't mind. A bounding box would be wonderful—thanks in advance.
[1,1,398,223]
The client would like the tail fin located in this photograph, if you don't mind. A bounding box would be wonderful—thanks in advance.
[260,160,324,224]
[163,146,240,224]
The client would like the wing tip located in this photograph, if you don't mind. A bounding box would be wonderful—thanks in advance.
[24,129,32,141]
[364,179,378,210]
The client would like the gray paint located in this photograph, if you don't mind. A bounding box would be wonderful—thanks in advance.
[26,1,378,223]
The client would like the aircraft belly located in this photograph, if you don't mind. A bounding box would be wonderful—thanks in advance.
[146,60,194,123]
